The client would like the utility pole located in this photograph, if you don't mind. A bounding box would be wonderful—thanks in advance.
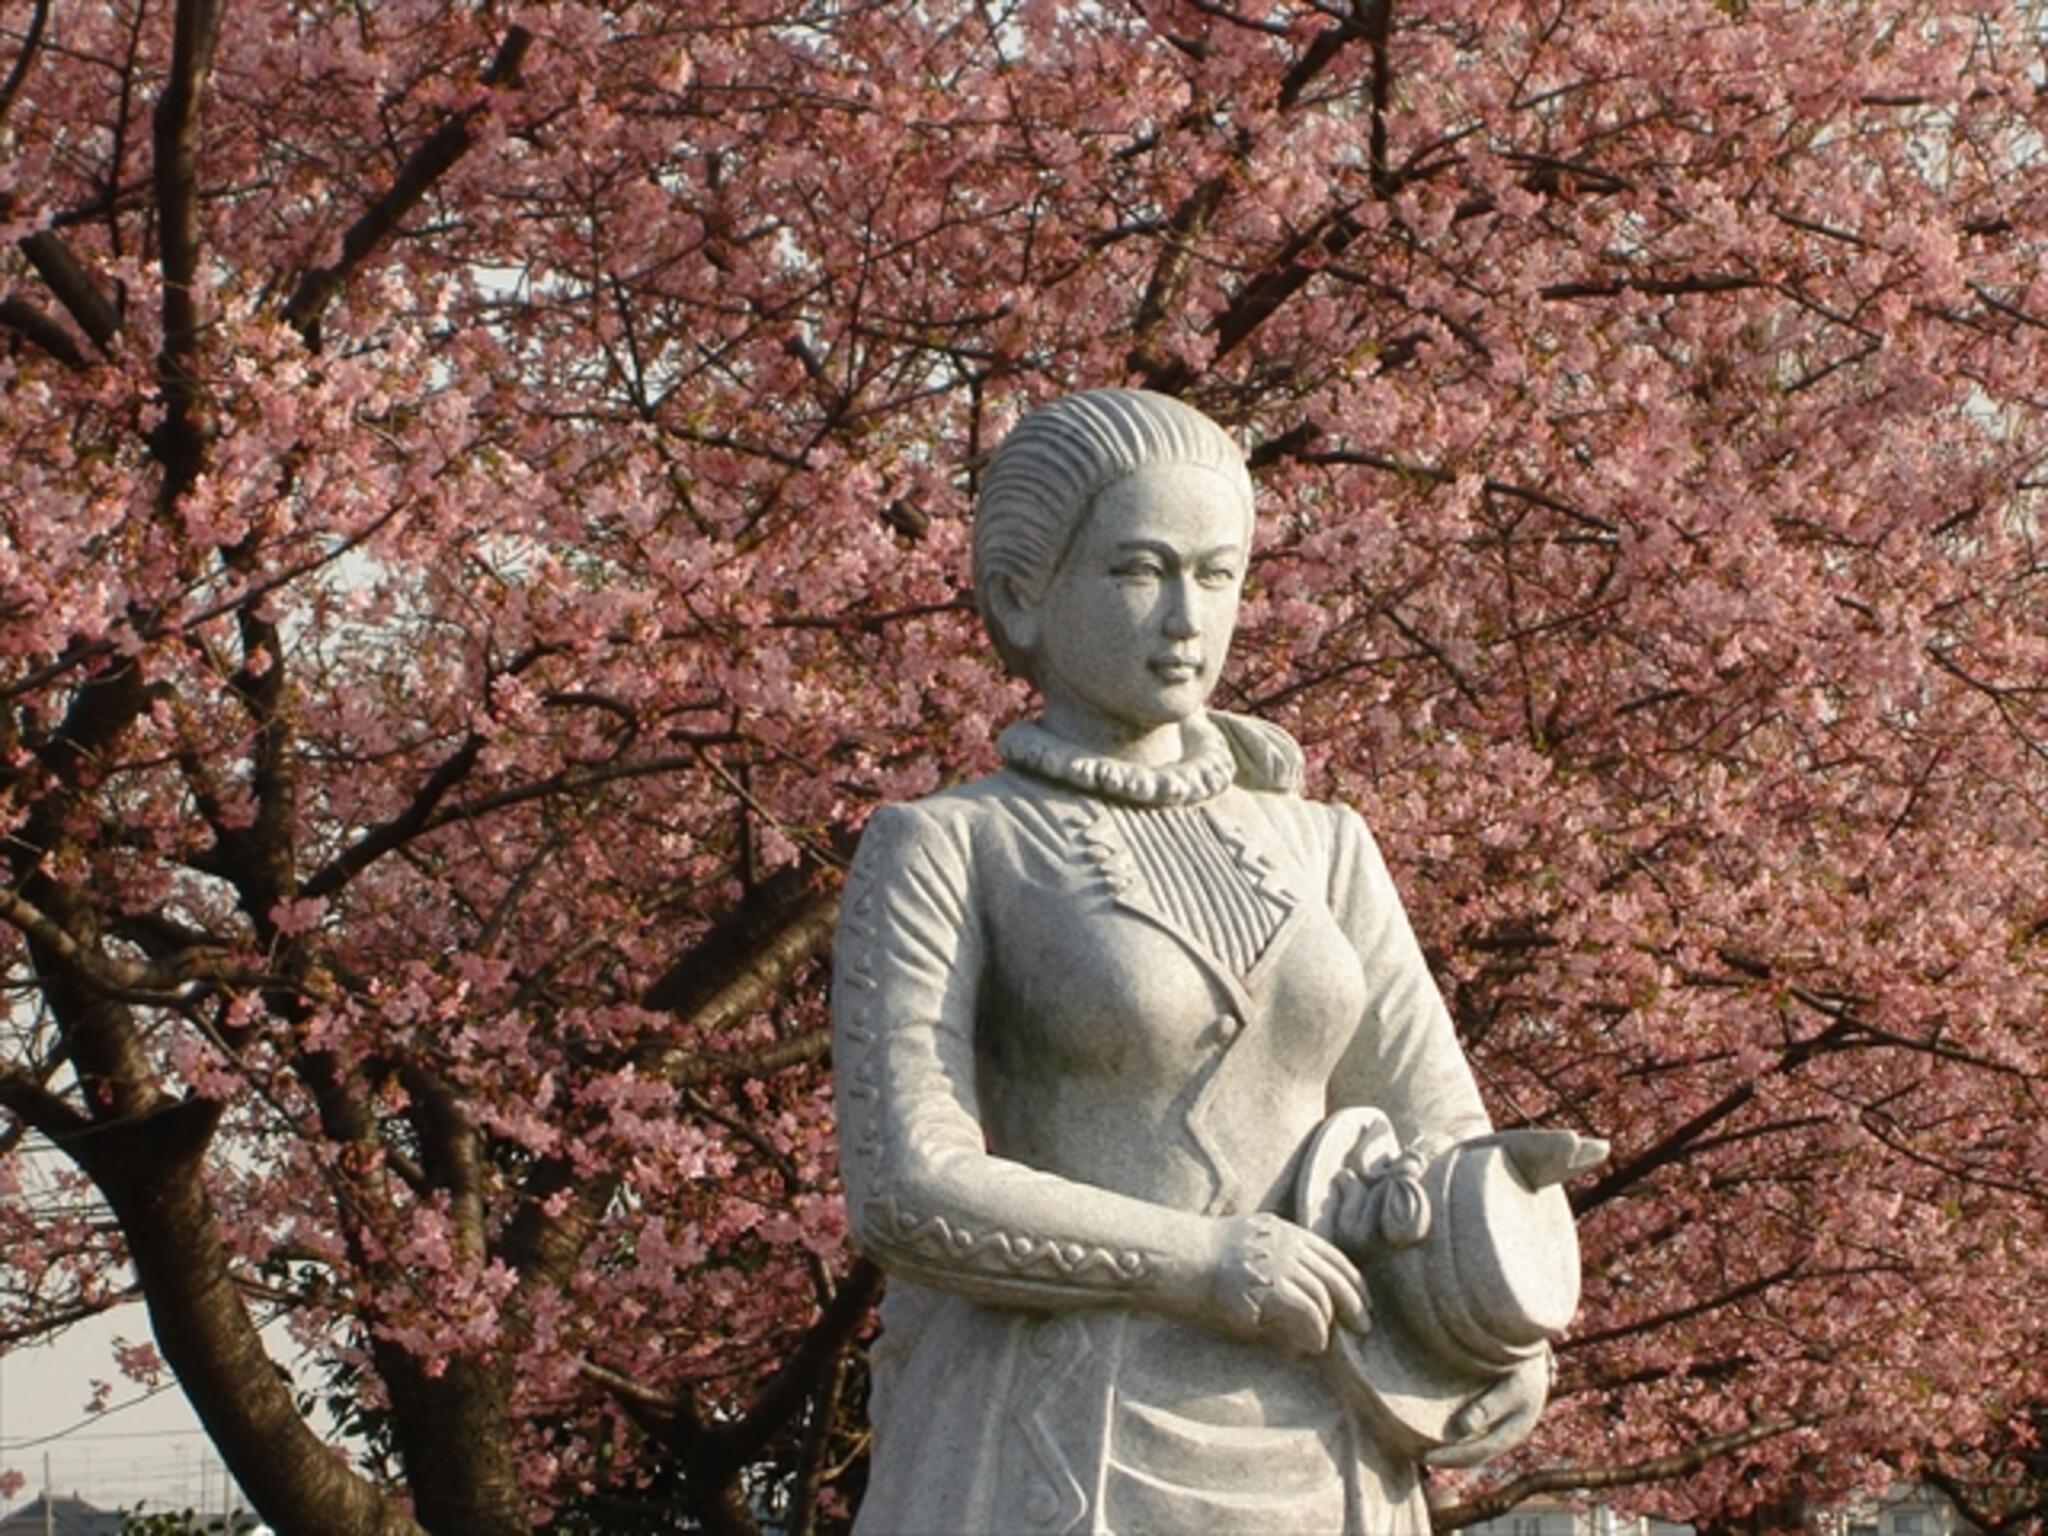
[41,1450,52,1536]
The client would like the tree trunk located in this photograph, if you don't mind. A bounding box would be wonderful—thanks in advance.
[376,1345,530,1536]
[76,1105,427,1536]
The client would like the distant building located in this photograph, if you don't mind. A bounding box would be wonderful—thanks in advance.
[1461,1482,1976,1536]
[1812,1483,1980,1536]
[1462,1496,1695,1536]
[1463,1497,1587,1536]
[0,1492,125,1536]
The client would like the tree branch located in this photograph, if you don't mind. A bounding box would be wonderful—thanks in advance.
[1132,174,1231,342]
[1135,185,1385,392]
[0,1293,138,1347]
[571,1364,761,1536]
[402,1066,488,1264]
[501,870,843,1306]
[281,26,533,345]
[1364,0,1392,190]
[706,1259,881,1466]
[1276,5,1370,112]
[1540,272,1761,302]
[152,0,225,353]
[0,0,51,126]
[1558,1260,1803,1352]
[583,1261,882,1533]
[0,1060,92,1143]
[1431,1416,1808,1529]
[1576,1013,1856,1211]
[782,1343,848,1536]
[1921,1464,2048,1535]
[641,889,841,1054]
[417,751,703,831]
[18,231,121,352]
[0,293,85,367]
[1298,446,1621,536]
[0,883,267,1005]
[150,0,227,508]
[305,738,484,900]
[216,611,301,944]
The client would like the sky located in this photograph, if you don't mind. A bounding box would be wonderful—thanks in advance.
[0,1303,267,1520]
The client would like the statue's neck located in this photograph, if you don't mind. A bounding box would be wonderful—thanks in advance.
[996,714,1237,807]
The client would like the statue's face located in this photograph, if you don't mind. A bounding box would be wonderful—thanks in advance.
[1027,461,1248,751]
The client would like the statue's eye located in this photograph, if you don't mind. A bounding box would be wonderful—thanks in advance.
[1111,558,1163,581]
[1198,564,1237,588]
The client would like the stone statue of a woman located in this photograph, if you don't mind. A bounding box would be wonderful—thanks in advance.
[832,389,1603,1533]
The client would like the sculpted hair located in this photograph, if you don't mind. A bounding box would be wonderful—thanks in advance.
[973,388,1254,675]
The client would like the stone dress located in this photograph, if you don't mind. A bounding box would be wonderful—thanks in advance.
[831,711,1492,1535]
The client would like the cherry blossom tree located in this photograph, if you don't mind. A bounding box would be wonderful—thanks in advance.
[1,0,2044,1532]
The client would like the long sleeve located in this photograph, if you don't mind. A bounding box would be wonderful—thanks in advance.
[833,801,1216,1311]
[1322,804,1491,1147]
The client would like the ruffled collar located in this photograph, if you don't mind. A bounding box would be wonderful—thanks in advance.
[998,716,1236,806]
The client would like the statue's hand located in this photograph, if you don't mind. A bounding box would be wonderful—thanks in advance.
[1421,1353,1549,1467]
[1201,1213,1369,1357]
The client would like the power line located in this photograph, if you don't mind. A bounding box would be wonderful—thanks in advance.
[7,1426,211,1443]
[0,1383,179,1450]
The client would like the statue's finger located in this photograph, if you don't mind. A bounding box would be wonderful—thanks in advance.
[1449,1371,1525,1440]
[1299,1245,1369,1331]
[1268,1279,1332,1355]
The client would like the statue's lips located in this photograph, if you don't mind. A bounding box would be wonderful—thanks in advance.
[1148,658,1203,683]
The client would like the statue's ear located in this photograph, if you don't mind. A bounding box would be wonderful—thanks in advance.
[985,572,1040,659]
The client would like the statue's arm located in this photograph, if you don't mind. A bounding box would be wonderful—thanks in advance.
[1320,803,1492,1147]
[832,801,1222,1314]
[1319,803,1555,1460]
